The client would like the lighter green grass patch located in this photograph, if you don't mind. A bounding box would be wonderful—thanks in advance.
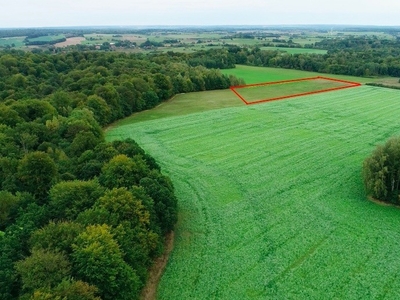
[222,65,381,85]
[235,78,350,103]
[106,89,243,129]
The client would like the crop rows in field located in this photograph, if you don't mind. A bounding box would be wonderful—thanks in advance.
[107,85,400,299]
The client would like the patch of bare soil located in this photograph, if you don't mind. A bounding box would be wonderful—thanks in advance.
[140,231,175,300]
[55,37,86,47]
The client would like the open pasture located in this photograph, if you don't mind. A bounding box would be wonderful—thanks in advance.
[82,33,118,45]
[107,89,243,128]
[221,65,381,85]
[107,84,400,299]
[231,76,360,105]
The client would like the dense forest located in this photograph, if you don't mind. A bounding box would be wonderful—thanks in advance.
[0,49,243,299]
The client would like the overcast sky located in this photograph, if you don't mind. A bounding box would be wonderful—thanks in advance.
[2,0,400,28]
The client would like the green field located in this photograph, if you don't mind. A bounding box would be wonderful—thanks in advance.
[106,68,400,299]
[26,34,65,43]
[261,47,328,55]
[222,65,380,85]
[0,37,26,47]
[234,78,353,103]
[82,34,110,45]
[109,66,367,128]
[107,89,243,128]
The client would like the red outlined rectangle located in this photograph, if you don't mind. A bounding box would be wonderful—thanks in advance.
[230,76,361,105]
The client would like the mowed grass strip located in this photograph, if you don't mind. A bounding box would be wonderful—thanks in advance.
[106,85,400,299]
[233,78,355,103]
[106,89,243,129]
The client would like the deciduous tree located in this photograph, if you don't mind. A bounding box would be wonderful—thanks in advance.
[17,151,57,199]
[72,224,141,300]
[363,136,400,203]
[15,248,71,293]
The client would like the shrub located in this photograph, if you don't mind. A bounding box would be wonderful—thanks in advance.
[363,136,400,203]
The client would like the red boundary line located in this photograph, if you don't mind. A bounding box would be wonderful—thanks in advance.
[230,76,361,105]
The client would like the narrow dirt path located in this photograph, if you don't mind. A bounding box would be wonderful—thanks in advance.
[140,231,175,300]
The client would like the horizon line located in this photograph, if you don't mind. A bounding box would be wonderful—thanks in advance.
[1,24,400,30]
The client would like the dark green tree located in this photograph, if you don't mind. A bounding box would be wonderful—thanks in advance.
[30,221,85,255]
[15,248,71,294]
[153,73,173,101]
[0,191,19,230]
[140,172,177,234]
[99,154,149,189]
[84,95,111,126]
[95,84,122,121]
[363,136,400,203]
[48,180,104,220]
[17,151,57,200]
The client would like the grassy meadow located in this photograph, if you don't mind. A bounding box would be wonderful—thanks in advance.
[221,65,380,85]
[107,89,243,128]
[233,78,354,103]
[106,67,400,299]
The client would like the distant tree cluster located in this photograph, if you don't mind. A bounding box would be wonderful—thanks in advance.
[363,137,400,203]
[0,49,243,299]
[24,37,67,46]
[163,39,180,44]
[114,40,137,48]
[139,39,164,48]
[188,48,236,69]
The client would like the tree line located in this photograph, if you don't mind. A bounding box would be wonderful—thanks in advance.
[0,49,243,299]
[185,35,400,78]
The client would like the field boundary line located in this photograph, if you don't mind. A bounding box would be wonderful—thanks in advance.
[230,76,362,105]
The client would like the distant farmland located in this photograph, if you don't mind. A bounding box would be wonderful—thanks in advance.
[261,46,328,55]
[107,67,400,299]
[0,37,26,47]
[54,37,86,47]
[23,34,67,46]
